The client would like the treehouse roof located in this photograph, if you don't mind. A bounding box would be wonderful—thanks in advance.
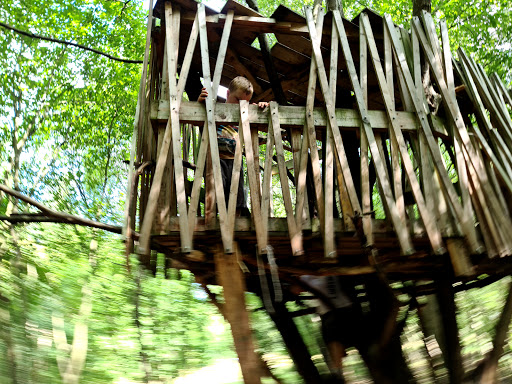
[151,0,424,110]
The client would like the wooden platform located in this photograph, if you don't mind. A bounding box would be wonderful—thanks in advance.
[125,0,512,286]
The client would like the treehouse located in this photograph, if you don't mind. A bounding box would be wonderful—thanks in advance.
[124,0,512,381]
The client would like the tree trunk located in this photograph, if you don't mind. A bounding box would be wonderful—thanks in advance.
[436,276,464,384]
[267,301,324,383]
[215,244,262,384]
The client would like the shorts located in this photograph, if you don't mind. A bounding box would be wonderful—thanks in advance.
[220,158,247,209]
[321,306,363,347]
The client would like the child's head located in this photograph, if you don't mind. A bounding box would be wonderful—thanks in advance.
[226,76,253,104]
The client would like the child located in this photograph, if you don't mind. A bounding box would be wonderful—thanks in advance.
[198,76,268,215]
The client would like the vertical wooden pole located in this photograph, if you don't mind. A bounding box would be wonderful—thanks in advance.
[359,14,373,246]
[215,244,262,384]
[436,276,464,384]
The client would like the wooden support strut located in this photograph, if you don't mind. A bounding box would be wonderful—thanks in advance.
[197,3,232,252]
[123,0,154,242]
[139,3,192,255]
[412,17,512,251]
[269,102,303,255]
[328,9,414,254]
[384,15,482,254]
[361,14,445,254]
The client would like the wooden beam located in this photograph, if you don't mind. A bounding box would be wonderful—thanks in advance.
[152,100,449,136]
[215,244,262,384]
[330,9,413,254]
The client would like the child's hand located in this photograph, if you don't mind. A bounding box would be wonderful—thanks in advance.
[255,101,269,109]
[197,87,208,103]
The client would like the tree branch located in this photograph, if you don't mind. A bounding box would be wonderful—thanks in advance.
[0,184,130,237]
[0,22,143,64]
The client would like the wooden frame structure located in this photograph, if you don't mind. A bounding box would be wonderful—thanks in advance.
[126,0,512,279]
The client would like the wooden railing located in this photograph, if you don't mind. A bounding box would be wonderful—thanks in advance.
[125,1,512,274]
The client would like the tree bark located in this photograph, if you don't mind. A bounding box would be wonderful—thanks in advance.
[267,301,324,383]
[436,276,464,384]
[215,244,262,384]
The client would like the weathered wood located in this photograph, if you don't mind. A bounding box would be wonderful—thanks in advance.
[307,9,363,221]
[215,244,262,384]
[240,100,267,254]
[413,18,512,250]
[123,0,154,241]
[331,9,413,254]
[270,102,303,255]
[152,100,449,136]
[385,15,482,254]
[359,18,373,246]
[139,3,191,255]
[304,11,325,235]
[364,15,445,252]
[166,4,191,251]
[323,17,338,258]
[198,3,231,250]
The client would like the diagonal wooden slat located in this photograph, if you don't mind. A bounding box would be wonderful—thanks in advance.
[384,15,482,254]
[198,3,231,250]
[270,102,303,255]
[362,14,444,253]
[324,17,338,258]
[139,2,191,254]
[123,0,154,241]
[359,19,373,246]
[439,20,474,235]
[303,11,325,236]
[412,18,512,249]
[328,9,413,254]
[240,100,267,253]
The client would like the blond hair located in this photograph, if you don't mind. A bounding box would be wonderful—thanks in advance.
[228,76,253,95]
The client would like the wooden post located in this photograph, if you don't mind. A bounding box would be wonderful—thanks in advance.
[215,244,262,384]
[436,276,464,384]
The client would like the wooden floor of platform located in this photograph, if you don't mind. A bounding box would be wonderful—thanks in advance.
[144,218,512,284]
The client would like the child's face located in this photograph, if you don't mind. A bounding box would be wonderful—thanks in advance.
[226,88,252,104]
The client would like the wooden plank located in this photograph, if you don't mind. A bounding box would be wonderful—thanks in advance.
[294,123,309,231]
[213,9,236,252]
[123,0,154,240]
[215,244,263,384]
[330,10,413,254]
[383,20,406,227]
[290,129,309,227]
[240,100,267,253]
[304,11,325,234]
[493,73,512,108]
[307,10,362,217]
[359,18,373,246]
[324,19,338,259]
[152,100,449,135]
[188,127,209,236]
[457,50,512,191]
[261,120,275,245]
[385,15,482,254]
[166,4,191,252]
[439,21,474,237]
[270,102,303,255]
[176,13,199,100]
[477,64,512,136]
[139,2,191,255]
[198,3,230,249]
[212,10,234,95]
[155,124,172,234]
[413,18,512,246]
[461,50,512,148]
[225,128,243,252]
